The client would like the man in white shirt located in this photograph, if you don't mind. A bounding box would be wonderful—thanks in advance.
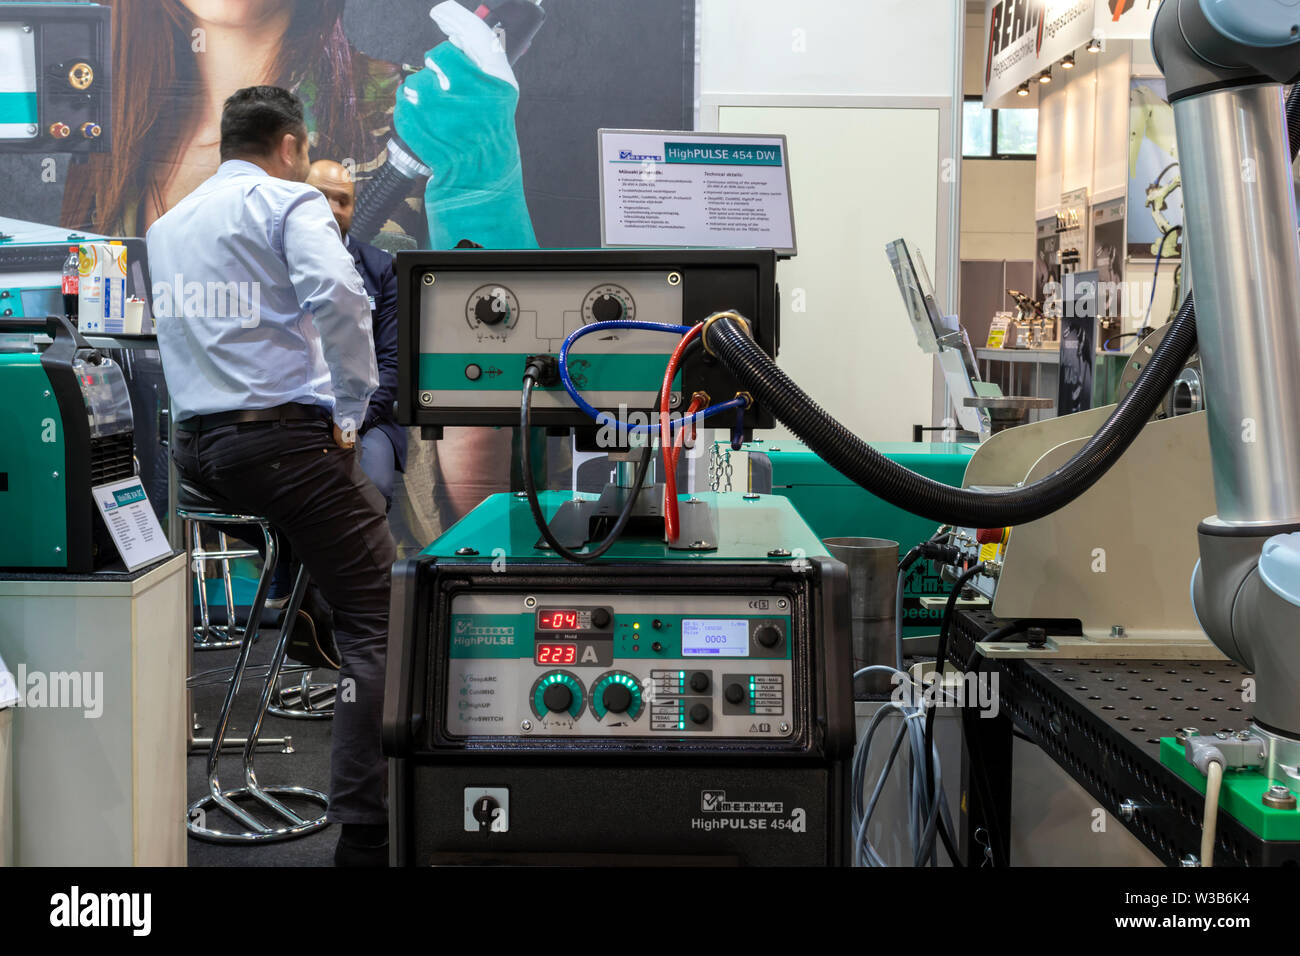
[148,86,394,866]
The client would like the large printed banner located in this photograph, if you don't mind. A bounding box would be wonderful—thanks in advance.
[0,0,697,552]
[982,0,1161,108]
[983,0,1094,108]
[0,0,696,250]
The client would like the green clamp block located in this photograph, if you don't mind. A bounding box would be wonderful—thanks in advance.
[1160,737,1300,842]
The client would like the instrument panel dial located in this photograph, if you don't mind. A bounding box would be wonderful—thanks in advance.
[589,671,644,722]
[466,284,519,330]
[530,671,584,722]
[582,284,635,324]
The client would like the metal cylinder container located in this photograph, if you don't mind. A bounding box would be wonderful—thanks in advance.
[1173,84,1300,526]
[823,536,898,698]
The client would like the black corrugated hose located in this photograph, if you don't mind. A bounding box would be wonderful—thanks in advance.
[701,87,1300,529]
[705,295,1195,527]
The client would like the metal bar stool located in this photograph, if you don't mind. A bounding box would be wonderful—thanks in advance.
[178,482,329,843]
[188,521,260,651]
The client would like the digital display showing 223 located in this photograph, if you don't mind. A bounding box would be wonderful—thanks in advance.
[535,643,577,665]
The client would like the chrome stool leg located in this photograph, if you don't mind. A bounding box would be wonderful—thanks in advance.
[268,668,338,720]
[188,520,256,652]
[186,525,329,843]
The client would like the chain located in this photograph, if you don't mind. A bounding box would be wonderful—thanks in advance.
[708,442,736,492]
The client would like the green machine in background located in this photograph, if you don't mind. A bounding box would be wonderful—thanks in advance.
[0,315,135,571]
[716,438,977,637]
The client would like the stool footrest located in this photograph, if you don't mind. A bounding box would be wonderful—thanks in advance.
[187,786,328,843]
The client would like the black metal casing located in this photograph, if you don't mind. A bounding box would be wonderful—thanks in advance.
[383,556,854,866]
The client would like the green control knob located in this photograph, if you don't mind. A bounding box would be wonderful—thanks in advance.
[590,671,643,721]
[531,671,584,720]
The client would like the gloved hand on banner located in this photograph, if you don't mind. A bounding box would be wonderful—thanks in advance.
[394,0,539,250]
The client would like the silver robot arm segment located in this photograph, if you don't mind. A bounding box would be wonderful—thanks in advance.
[1153,0,1300,753]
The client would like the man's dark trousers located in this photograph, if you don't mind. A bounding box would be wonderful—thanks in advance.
[174,414,395,824]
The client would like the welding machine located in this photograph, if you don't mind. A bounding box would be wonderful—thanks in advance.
[0,314,134,571]
[383,248,854,865]
[383,492,853,865]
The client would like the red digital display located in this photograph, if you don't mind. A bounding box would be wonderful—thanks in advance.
[538,610,579,630]
[535,643,578,665]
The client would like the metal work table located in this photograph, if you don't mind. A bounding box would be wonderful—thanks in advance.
[948,607,1298,867]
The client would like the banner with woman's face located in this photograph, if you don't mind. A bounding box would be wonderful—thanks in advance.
[0,0,697,250]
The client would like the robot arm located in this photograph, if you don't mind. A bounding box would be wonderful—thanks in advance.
[1153,0,1300,97]
[1153,0,1300,753]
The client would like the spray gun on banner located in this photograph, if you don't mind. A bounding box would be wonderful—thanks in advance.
[350,0,546,244]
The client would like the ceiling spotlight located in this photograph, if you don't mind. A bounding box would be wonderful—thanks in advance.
[1086,34,1102,53]
[1038,69,1052,84]
[1061,54,1075,69]
[1017,82,1030,97]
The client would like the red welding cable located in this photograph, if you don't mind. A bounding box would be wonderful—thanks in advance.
[666,393,703,514]
[660,323,703,541]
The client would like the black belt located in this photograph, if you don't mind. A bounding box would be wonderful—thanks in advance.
[176,402,330,433]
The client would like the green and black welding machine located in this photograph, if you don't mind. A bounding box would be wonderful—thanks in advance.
[0,314,135,571]
[383,249,855,866]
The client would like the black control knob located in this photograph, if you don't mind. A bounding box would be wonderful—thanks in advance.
[474,295,507,325]
[755,624,783,649]
[689,703,711,725]
[725,682,747,705]
[590,607,612,629]
[542,683,572,713]
[590,294,624,322]
[602,683,633,714]
[689,671,710,693]
[472,795,499,828]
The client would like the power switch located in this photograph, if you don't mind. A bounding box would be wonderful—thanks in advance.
[463,787,510,833]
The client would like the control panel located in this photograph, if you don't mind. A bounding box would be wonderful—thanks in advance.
[419,268,683,414]
[445,591,795,739]
[0,5,112,154]
[396,249,779,430]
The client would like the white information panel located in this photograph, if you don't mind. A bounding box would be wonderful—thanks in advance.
[92,477,171,572]
[599,129,796,255]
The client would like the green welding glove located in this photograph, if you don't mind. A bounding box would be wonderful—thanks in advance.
[394,1,539,250]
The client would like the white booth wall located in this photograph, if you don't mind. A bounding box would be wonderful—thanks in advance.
[698,0,963,441]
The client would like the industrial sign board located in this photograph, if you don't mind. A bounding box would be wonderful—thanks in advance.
[982,0,1098,108]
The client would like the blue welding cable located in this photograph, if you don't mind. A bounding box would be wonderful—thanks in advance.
[558,320,749,435]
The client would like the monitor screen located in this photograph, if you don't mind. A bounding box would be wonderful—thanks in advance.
[886,238,949,356]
